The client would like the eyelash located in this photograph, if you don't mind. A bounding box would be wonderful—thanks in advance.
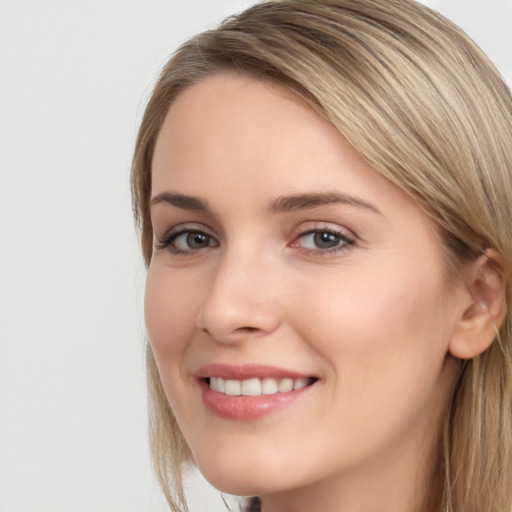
[291,226,356,255]
[156,227,217,255]
[155,225,356,256]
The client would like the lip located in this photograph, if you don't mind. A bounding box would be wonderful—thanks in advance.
[195,363,313,380]
[195,363,317,421]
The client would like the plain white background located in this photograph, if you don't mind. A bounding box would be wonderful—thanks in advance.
[0,1,510,511]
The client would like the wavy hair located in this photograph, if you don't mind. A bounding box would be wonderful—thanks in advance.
[131,1,512,510]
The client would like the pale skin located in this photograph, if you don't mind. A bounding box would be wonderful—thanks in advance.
[145,73,504,512]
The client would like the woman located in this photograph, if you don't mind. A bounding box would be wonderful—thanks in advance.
[131,1,512,511]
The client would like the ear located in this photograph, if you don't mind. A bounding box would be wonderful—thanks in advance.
[448,250,506,360]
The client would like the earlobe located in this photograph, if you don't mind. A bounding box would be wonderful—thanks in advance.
[448,250,506,360]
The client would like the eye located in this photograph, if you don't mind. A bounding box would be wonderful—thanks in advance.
[291,227,355,254]
[157,228,218,254]
[301,231,343,250]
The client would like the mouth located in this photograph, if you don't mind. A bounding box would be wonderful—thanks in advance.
[195,364,319,420]
[205,376,318,396]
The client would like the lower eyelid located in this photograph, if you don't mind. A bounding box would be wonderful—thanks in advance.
[299,239,352,252]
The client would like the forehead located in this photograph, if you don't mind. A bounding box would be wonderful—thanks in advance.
[152,73,321,177]
[150,72,423,225]
[153,73,365,190]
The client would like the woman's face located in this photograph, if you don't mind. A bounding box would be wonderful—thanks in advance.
[146,73,464,505]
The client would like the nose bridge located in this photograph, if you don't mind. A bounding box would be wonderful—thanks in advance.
[196,242,281,342]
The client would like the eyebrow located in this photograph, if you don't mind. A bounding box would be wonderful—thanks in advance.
[268,192,382,215]
[150,192,211,212]
[149,191,382,216]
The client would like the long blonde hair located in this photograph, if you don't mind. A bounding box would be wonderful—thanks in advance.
[131,1,512,510]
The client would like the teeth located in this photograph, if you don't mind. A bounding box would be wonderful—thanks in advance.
[224,379,241,396]
[278,378,294,393]
[261,377,278,395]
[293,377,309,390]
[241,378,261,396]
[209,377,314,396]
[210,377,224,393]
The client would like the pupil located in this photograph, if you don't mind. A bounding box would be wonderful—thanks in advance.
[187,232,208,248]
[314,231,340,249]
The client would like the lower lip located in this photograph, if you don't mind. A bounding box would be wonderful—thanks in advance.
[200,380,314,420]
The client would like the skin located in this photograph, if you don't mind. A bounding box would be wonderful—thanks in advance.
[145,73,471,512]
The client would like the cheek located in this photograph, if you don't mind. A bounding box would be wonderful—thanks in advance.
[144,265,200,361]
[284,265,456,465]
[293,261,453,387]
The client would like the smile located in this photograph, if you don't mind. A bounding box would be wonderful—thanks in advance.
[196,364,319,420]
[207,376,316,396]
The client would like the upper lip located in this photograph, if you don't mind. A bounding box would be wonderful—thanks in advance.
[194,363,315,380]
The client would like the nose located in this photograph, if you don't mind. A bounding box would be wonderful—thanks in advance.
[195,251,282,344]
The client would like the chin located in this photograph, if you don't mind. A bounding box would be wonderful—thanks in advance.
[195,454,298,497]
[203,474,262,497]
